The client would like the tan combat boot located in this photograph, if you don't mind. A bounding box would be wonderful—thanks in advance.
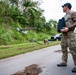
[72,66,76,73]
[57,61,67,67]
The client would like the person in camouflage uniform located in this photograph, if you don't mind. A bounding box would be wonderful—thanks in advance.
[57,3,76,73]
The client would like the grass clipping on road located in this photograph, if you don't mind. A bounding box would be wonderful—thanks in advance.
[0,41,60,59]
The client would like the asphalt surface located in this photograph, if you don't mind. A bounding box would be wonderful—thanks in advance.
[0,45,76,75]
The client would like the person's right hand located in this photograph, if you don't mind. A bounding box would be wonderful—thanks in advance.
[61,27,69,32]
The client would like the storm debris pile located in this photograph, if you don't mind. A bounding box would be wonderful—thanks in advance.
[13,64,42,75]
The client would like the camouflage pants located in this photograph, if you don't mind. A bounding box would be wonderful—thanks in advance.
[61,31,76,66]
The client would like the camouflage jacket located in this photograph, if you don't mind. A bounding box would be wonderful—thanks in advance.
[64,11,76,31]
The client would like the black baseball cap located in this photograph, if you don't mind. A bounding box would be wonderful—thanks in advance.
[62,3,72,9]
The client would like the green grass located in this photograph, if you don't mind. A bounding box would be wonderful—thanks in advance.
[0,41,60,59]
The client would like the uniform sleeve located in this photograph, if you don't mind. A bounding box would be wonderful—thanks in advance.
[71,12,76,22]
[68,12,76,31]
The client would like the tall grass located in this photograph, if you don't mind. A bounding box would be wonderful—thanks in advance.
[0,41,60,59]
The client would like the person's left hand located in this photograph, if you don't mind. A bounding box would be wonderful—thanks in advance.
[61,27,69,32]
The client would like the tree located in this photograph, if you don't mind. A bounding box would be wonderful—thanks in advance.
[0,0,9,23]
[9,0,19,7]
[22,0,44,27]
[45,19,57,34]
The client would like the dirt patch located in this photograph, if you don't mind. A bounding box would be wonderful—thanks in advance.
[54,50,70,53]
[12,64,42,75]
[54,50,62,53]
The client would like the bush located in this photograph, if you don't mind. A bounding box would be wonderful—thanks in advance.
[24,31,50,41]
[0,23,27,45]
[36,32,50,41]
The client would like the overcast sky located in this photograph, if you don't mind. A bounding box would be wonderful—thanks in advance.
[38,0,76,21]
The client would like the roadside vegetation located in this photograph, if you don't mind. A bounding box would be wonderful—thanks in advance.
[0,41,60,59]
[0,0,58,45]
[0,0,60,59]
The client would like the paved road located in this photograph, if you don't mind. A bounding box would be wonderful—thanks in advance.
[0,45,76,75]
